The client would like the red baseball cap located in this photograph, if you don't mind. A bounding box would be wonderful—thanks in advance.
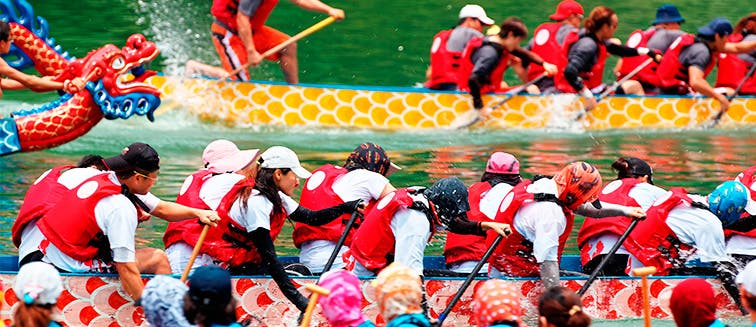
[549,0,584,21]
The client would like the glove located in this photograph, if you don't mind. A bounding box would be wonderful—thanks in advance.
[472,96,484,110]
[647,49,663,63]
[342,199,364,212]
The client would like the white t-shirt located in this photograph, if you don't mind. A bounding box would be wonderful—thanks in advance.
[478,183,515,220]
[301,168,389,273]
[726,234,756,256]
[389,193,433,276]
[199,173,245,210]
[665,194,728,263]
[228,191,299,233]
[19,168,159,265]
[512,178,566,263]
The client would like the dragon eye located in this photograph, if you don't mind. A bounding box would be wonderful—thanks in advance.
[111,57,125,69]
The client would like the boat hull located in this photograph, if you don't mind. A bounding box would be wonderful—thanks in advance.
[0,273,742,326]
[146,75,756,130]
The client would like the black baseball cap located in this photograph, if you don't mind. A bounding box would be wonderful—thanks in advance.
[188,265,232,308]
[626,157,654,184]
[102,142,160,173]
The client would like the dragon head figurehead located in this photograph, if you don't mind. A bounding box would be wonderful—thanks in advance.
[57,34,162,121]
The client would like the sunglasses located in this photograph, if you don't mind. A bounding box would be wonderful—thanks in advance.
[135,171,159,182]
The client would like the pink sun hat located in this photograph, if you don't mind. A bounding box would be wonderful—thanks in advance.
[486,152,520,175]
[317,270,369,327]
[202,139,260,174]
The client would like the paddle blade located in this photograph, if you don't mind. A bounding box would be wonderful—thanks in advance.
[449,109,481,129]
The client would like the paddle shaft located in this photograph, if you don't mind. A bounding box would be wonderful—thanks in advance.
[710,63,756,124]
[228,16,336,77]
[322,210,360,273]
[632,267,656,327]
[453,74,547,129]
[575,57,655,121]
[180,224,209,282]
[578,217,642,296]
[300,284,331,327]
[437,234,504,325]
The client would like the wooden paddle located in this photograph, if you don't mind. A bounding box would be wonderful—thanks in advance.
[578,216,644,296]
[299,284,331,327]
[706,63,756,127]
[180,224,209,282]
[436,231,509,325]
[632,266,656,327]
[573,57,656,121]
[226,16,336,78]
[450,74,547,129]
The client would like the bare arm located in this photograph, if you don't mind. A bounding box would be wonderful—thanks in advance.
[290,0,344,19]
[152,200,219,226]
[379,182,397,198]
[723,40,756,54]
[114,261,144,300]
[236,12,263,67]
[689,66,729,110]
[0,59,64,91]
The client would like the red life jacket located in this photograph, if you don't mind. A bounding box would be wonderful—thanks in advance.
[715,34,756,94]
[527,22,568,82]
[577,178,641,266]
[727,166,756,238]
[294,165,370,248]
[348,189,435,272]
[617,29,661,86]
[487,180,575,277]
[211,0,278,32]
[163,170,214,249]
[556,32,608,92]
[12,165,73,247]
[444,182,493,266]
[623,188,695,275]
[457,36,511,93]
[37,173,138,262]
[657,34,716,90]
[425,29,463,89]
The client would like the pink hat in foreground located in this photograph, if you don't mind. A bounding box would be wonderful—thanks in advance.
[486,152,520,175]
[318,270,368,327]
[202,139,259,173]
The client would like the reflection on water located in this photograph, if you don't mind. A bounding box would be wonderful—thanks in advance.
[1,108,755,255]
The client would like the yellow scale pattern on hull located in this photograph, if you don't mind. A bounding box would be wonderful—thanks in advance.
[147,76,756,129]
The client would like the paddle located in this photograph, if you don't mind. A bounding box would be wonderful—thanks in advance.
[321,207,362,273]
[226,16,337,78]
[577,216,644,296]
[180,224,209,282]
[632,266,657,327]
[299,284,331,327]
[436,232,507,325]
[573,57,656,121]
[706,62,756,127]
[449,74,547,129]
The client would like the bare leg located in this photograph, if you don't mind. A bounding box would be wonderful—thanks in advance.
[621,80,644,96]
[136,247,171,274]
[279,42,299,84]
[185,60,230,79]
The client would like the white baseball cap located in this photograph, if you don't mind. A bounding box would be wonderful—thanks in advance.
[260,146,312,179]
[14,262,63,305]
[737,259,756,295]
[459,4,495,26]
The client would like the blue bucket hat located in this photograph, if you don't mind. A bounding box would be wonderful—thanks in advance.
[698,17,733,37]
[651,4,685,25]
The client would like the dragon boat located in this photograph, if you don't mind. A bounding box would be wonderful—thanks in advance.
[147,75,756,130]
[0,255,743,326]
[0,0,162,156]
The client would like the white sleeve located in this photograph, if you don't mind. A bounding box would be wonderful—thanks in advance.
[231,195,273,232]
[135,192,161,213]
[95,195,138,263]
[628,183,668,210]
[390,208,431,276]
[522,202,566,263]
[279,191,300,215]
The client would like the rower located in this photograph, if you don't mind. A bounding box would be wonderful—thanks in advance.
[192,146,362,313]
[443,152,522,273]
[738,260,756,325]
[578,157,667,276]
[425,4,495,91]
[163,139,260,274]
[295,142,399,274]
[457,18,558,117]
[344,177,511,277]
[538,286,592,327]
[487,162,644,289]
[557,6,662,109]
[726,165,756,266]
[614,4,686,94]
[657,18,756,112]
[715,14,756,96]
[623,180,749,310]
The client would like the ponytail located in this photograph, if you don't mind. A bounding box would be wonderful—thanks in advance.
[611,157,632,179]
[13,303,55,327]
